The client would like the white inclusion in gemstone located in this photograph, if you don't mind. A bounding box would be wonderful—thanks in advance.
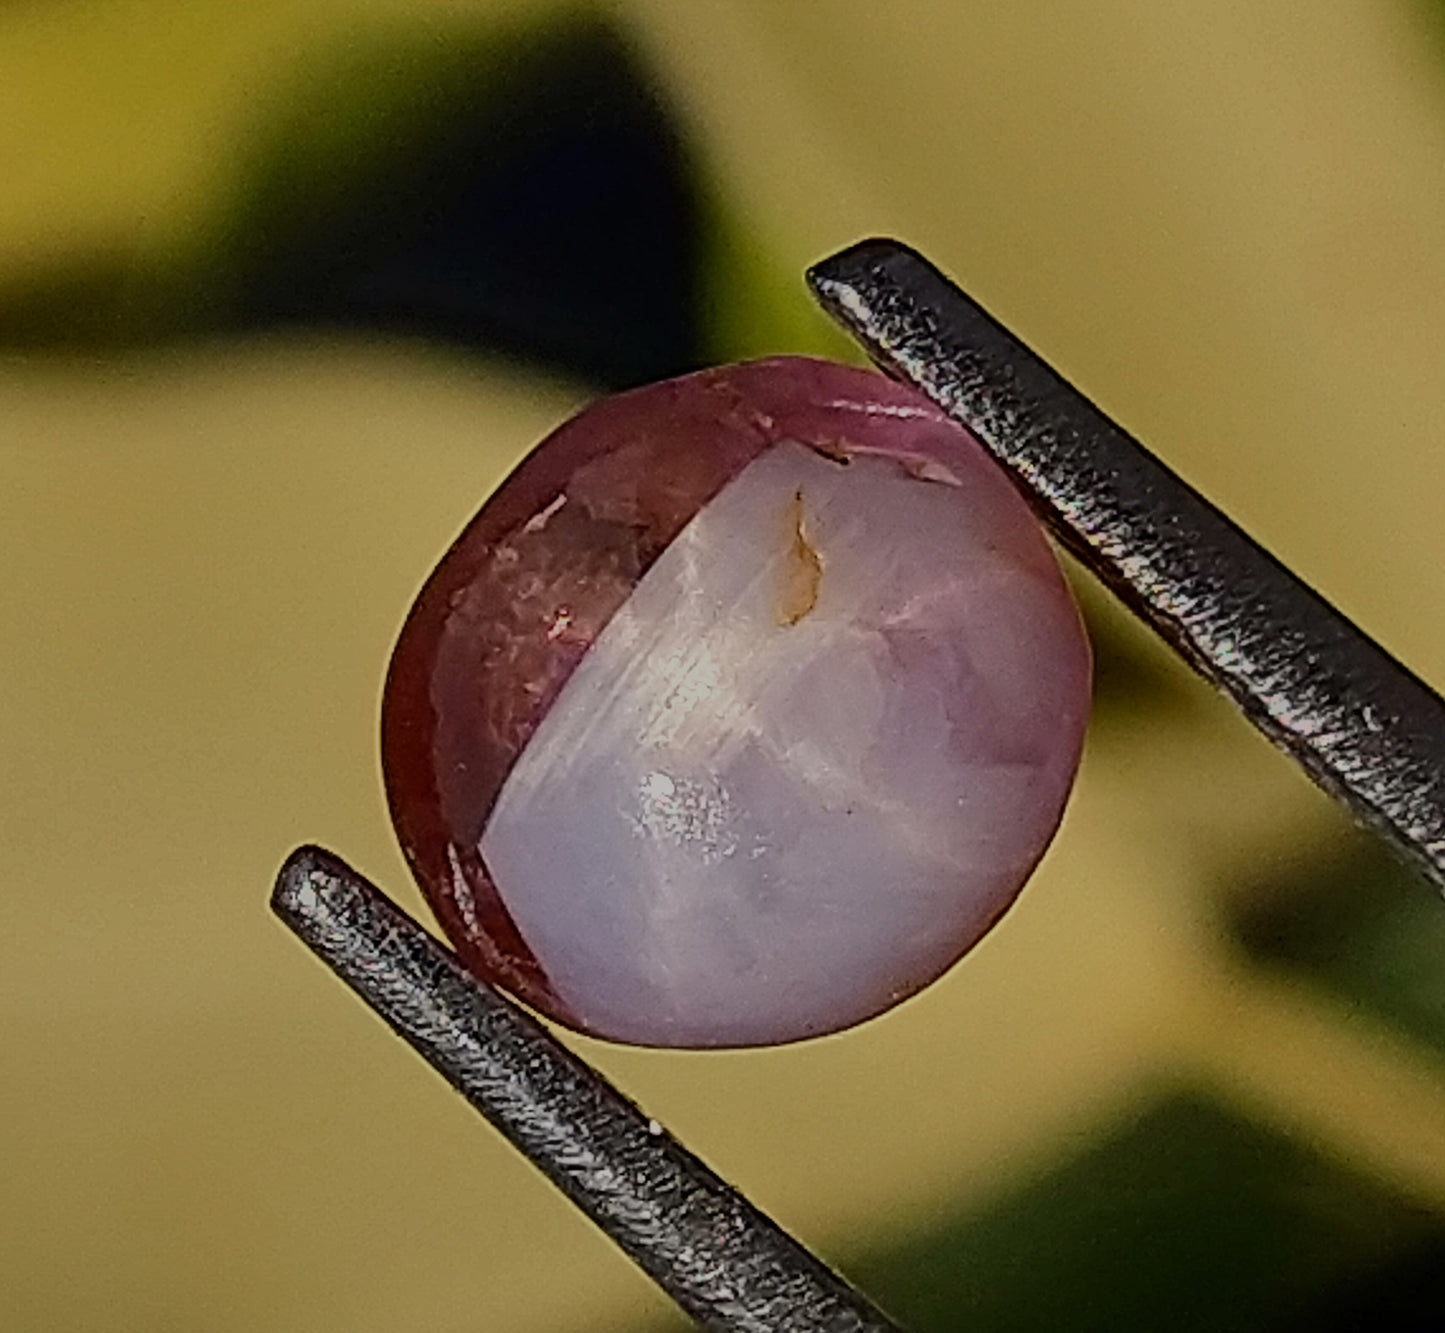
[479,440,1087,1046]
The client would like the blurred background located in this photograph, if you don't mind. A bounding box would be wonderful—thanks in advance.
[5,1,1445,1328]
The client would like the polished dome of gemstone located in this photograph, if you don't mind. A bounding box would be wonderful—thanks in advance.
[382,356,1090,1047]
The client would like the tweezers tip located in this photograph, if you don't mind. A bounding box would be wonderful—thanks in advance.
[806,236,924,295]
[271,843,348,929]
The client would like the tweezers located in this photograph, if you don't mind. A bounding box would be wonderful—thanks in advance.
[271,237,1445,1332]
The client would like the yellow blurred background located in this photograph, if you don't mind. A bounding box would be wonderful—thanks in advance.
[6,2,1445,1329]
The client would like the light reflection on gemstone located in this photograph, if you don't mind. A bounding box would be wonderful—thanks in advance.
[632,770,739,866]
[446,843,481,936]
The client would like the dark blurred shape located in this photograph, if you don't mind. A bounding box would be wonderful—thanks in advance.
[1282,1236,1445,1332]
[1230,831,1445,1060]
[0,249,154,347]
[640,1092,1444,1333]
[0,15,709,389]
[211,17,706,387]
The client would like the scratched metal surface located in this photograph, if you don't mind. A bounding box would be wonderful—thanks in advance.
[272,847,904,1333]
[809,239,1445,892]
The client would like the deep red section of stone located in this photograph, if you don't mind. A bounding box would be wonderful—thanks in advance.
[381,356,983,1021]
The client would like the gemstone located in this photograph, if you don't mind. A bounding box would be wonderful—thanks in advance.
[382,356,1090,1047]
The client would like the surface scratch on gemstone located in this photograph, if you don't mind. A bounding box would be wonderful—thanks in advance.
[898,455,962,487]
[804,439,854,467]
[777,489,823,627]
[522,492,567,533]
[446,843,481,936]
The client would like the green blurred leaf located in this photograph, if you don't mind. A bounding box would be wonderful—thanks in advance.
[637,1091,1444,1333]
[1230,831,1445,1061]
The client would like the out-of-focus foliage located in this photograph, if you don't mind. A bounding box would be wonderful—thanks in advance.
[1232,832,1445,1063]
[0,15,708,388]
[832,1093,1443,1333]
[0,9,850,387]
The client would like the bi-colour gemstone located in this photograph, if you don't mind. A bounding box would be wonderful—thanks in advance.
[382,356,1090,1047]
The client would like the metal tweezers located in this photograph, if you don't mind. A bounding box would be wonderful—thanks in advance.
[271,239,1445,1332]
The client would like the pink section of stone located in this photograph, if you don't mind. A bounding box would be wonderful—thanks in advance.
[478,441,1090,1044]
[382,356,1084,1032]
